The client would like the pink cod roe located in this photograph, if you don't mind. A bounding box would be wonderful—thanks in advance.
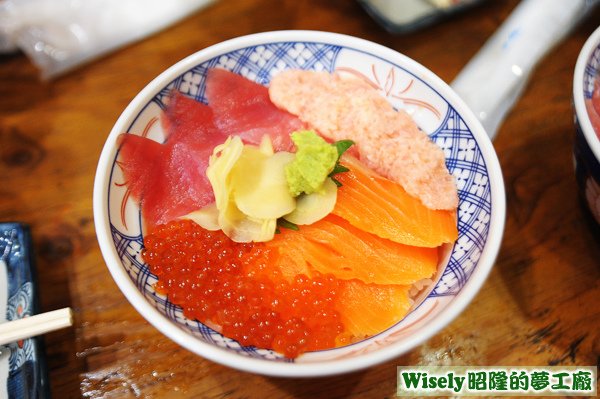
[268,70,458,210]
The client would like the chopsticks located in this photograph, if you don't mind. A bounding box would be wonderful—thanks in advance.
[0,307,73,346]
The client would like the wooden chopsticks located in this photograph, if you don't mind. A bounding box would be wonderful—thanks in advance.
[0,307,73,346]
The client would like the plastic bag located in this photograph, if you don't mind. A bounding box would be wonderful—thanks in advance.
[0,0,214,79]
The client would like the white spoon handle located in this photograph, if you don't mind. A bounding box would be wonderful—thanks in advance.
[451,0,597,140]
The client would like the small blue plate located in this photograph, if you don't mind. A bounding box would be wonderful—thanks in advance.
[0,223,49,399]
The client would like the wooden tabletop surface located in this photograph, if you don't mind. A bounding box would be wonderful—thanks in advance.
[1,0,599,398]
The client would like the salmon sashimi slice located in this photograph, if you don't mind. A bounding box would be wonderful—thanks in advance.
[205,68,305,151]
[242,243,414,343]
[333,155,458,248]
[265,214,438,285]
[336,280,411,339]
[270,245,312,282]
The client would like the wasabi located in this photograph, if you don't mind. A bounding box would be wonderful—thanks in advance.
[285,130,338,196]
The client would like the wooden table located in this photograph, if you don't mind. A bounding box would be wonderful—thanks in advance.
[1,1,599,397]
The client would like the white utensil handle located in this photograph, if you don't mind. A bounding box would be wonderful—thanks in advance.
[0,307,73,345]
[451,0,597,140]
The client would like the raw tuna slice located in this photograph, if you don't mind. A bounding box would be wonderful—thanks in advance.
[161,91,230,191]
[141,142,215,232]
[118,92,228,233]
[205,68,304,151]
[586,99,600,139]
[162,91,227,147]
[588,78,600,138]
[117,134,164,201]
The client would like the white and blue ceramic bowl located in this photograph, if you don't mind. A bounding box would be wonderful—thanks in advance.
[93,31,505,377]
[574,25,600,225]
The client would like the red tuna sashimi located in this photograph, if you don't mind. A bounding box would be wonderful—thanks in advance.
[589,78,600,138]
[119,92,229,233]
[205,68,304,151]
[586,99,600,139]
[161,91,227,185]
[119,136,217,233]
[117,134,163,201]
[141,142,215,232]
[162,91,227,147]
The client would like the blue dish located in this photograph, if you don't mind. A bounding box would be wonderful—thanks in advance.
[0,223,49,399]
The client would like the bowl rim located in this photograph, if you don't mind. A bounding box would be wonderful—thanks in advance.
[573,24,600,161]
[93,29,506,377]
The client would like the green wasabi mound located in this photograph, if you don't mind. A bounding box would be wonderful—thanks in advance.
[285,130,338,197]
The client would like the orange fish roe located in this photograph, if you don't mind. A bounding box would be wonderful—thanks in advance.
[142,219,344,358]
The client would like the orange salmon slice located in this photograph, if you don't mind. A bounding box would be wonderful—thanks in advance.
[332,155,458,248]
[336,280,411,339]
[266,214,438,285]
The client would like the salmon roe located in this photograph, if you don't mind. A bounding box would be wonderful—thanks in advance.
[142,219,344,358]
